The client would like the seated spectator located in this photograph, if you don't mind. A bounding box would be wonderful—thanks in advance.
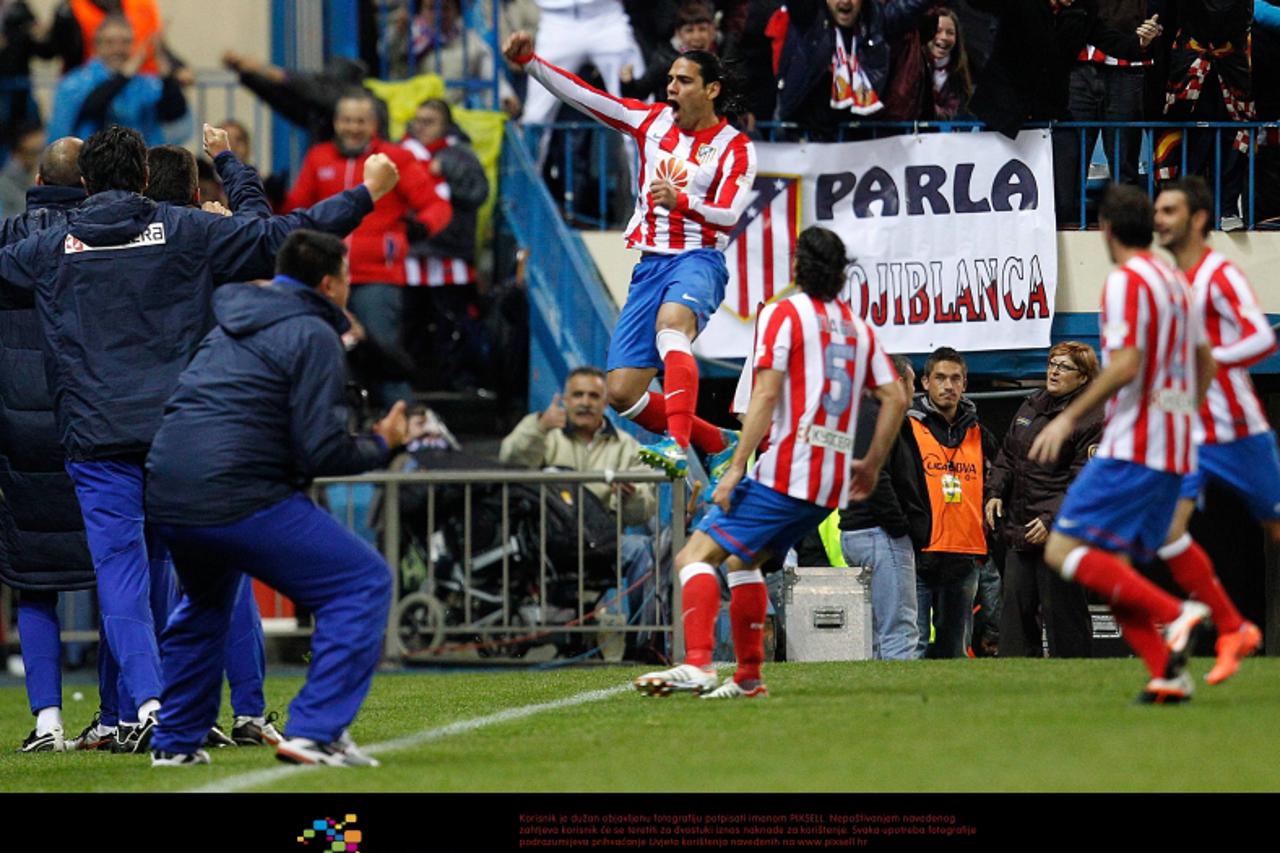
[986,342,1102,658]
[381,0,520,114]
[400,98,491,392]
[499,366,659,658]
[968,0,1149,139]
[774,0,934,141]
[0,123,44,217]
[620,0,719,103]
[46,14,191,145]
[883,5,973,121]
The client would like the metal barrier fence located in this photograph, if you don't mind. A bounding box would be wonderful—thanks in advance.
[313,469,687,664]
[520,118,1280,232]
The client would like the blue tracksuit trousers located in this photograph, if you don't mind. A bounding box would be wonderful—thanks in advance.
[150,493,391,754]
[64,458,164,717]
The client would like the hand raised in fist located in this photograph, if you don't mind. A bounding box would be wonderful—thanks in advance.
[362,153,401,201]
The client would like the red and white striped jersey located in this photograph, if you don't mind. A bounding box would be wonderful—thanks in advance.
[1188,248,1277,444]
[1096,252,1202,474]
[521,54,757,254]
[401,136,475,288]
[748,293,897,508]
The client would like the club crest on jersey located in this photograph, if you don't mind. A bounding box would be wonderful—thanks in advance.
[655,157,690,189]
[694,143,718,165]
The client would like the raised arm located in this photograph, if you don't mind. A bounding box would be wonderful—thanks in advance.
[503,31,659,138]
[205,124,271,218]
[206,153,399,283]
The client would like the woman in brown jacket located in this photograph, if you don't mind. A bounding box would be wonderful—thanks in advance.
[985,342,1103,657]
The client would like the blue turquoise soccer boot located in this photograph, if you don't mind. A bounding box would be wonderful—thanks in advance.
[637,435,689,478]
[705,429,740,496]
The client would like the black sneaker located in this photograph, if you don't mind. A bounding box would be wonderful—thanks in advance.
[111,716,156,755]
[17,727,65,753]
[67,712,116,751]
[151,749,211,767]
[204,724,237,748]
[231,712,283,747]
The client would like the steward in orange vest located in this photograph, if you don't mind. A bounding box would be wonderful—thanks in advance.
[897,348,999,658]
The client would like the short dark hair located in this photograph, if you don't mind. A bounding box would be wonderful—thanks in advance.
[924,346,967,377]
[1162,175,1213,237]
[143,145,198,205]
[275,230,347,288]
[416,97,453,126]
[567,365,606,384]
[336,88,378,112]
[1099,183,1153,248]
[79,124,147,194]
[793,225,849,301]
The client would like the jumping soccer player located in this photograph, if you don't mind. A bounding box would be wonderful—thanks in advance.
[1031,185,1217,704]
[633,226,906,699]
[503,30,757,482]
[1153,176,1275,685]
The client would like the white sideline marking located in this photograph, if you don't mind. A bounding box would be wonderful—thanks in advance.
[184,685,632,793]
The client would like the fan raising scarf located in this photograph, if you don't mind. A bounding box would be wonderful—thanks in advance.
[830,29,883,115]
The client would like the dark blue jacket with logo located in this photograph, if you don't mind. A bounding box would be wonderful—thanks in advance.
[145,277,389,526]
[0,181,373,461]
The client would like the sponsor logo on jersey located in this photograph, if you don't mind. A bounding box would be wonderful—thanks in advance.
[1015,417,1032,427]
[64,223,166,254]
[655,157,689,189]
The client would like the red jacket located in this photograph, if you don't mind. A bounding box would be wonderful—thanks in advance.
[284,139,452,285]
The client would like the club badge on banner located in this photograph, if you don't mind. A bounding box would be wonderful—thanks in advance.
[692,130,1058,358]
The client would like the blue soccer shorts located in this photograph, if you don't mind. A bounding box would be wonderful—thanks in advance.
[1179,432,1280,521]
[698,477,832,564]
[606,248,727,372]
[1054,457,1184,563]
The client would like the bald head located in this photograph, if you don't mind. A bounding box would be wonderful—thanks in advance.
[38,137,85,188]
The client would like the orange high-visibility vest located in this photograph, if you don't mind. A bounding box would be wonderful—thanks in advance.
[909,418,986,556]
[72,0,161,74]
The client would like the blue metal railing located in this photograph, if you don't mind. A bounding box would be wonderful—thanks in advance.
[372,0,506,110]
[499,122,618,409]
[521,118,1280,233]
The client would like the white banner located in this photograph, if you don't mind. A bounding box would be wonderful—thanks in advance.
[693,130,1058,358]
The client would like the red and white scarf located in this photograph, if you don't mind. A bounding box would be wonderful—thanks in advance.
[830,30,882,115]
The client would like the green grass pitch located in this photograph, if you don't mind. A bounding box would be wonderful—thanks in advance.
[1,657,1276,793]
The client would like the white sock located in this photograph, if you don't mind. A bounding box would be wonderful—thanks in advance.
[138,699,161,722]
[35,706,62,735]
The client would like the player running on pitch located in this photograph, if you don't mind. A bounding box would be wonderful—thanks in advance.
[634,227,906,698]
[503,30,757,483]
[1153,176,1274,685]
[1031,185,1217,704]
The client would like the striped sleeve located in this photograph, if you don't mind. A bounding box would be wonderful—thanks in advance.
[1101,269,1141,351]
[754,301,793,372]
[681,135,758,226]
[523,55,660,140]
[1210,264,1277,368]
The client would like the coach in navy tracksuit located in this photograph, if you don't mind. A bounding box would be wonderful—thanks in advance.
[0,124,399,745]
[146,230,406,766]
